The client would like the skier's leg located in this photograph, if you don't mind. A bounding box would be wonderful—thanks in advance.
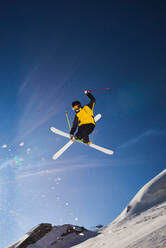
[86,124,95,135]
[75,125,89,143]
[75,126,84,140]
[82,124,95,143]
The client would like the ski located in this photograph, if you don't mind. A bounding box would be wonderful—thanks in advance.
[93,113,101,122]
[50,113,114,160]
[51,114,102,160]
[87,143,114,155]
[50,126,114,155]
[52,140,74,160]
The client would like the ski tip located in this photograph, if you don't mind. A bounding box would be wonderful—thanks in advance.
[94,113,102,122]
[103,150,114,155]
[52,154,59,160]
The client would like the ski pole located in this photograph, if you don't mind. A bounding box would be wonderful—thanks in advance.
[88,86,110,93]
[65,112,71,130]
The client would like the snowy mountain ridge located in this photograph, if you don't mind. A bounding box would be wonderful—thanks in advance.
[6,170,166,248]
[113,169,166,224]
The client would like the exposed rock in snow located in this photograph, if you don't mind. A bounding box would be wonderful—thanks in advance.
[30,224,97,248]
[7,224,52,248]
[7,224,97,248]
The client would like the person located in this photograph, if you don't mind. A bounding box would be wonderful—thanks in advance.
[70,90,96,144]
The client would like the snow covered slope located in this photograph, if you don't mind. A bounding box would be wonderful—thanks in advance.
[73,169,166,248]
[114,169,166,223]
[73,201,166,248]
[6,170,166,248]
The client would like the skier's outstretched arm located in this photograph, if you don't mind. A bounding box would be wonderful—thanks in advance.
[85,90,96,110]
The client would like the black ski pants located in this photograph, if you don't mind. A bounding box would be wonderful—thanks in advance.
[75,124,95,143]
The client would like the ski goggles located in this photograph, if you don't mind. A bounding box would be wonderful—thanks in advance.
[72,105,80,111]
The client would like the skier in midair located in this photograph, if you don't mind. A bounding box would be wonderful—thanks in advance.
[70,90,96,144]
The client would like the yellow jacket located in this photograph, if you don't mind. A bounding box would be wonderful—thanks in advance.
[76,105,96,126]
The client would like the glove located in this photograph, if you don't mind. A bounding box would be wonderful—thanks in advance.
[84,90,89,94]
[70,134,74,140]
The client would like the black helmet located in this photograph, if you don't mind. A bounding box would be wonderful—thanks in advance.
[72,101,81,108]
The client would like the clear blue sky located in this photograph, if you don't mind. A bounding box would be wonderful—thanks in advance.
[0,1,166,247]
